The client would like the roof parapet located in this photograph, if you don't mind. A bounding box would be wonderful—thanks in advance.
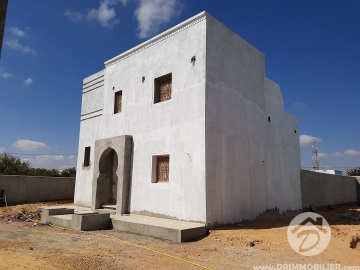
[104,11,207,67]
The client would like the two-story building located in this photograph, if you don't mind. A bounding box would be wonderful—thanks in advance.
[74,11,302,227]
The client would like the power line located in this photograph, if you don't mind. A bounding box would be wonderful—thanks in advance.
[302,166,357,168]
[5,153,78,156]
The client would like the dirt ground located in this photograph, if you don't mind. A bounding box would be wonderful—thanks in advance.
[0,201,359,269]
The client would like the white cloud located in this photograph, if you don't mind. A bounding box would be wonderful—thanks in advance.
[299,135,322,146]
[66,1,124,27]
[23,155,76,169]
[344,149,360,156]
[1,73,12,78]
[317,153,328,158]
[0,147,5,152]
[64,10,84,22]
[12,140,49,151]
[33,155,65,164]
[332,152,343,157]
[0,67,12,79]
[24,78,33,85]
[135,0,181,38]
[4,38,36,54]
[119,0,129,5]
[9,27,25,37]
[293,102,306,112]
[64,0,182,36]
[87,1,119,27]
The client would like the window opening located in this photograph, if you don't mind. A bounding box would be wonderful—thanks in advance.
[84,147,90,167]
[154,74,172,103]
[156,155,170,182]
[114,91,122,114]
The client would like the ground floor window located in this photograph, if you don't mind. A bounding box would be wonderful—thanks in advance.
[84,147,90,167]
[152,155,170,183]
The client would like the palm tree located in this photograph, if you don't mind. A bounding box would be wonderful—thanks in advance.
[346,166,360,176]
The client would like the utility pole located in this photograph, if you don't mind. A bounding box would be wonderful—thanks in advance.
[312,139,319,170]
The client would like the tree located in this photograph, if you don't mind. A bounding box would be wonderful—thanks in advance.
[60,167,76,177]
[0,152,32,175]
[0,152,76,177]
[346,166,360,176]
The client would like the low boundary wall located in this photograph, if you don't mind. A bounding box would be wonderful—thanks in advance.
[301,170,358,208]
[0,175,75,204]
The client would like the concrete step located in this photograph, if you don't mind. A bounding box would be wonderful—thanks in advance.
[101,204,116,210]
[49,214,72,228]
[111,214,208,242]
[47,211,110,231]
[96,208,116,215]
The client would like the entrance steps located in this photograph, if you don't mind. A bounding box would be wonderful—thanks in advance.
[99,204,116,214]
[39,206,208,242]
[111,214,208,242]
[101,204,116,210]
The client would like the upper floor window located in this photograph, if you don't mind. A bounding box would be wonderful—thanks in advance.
[114,91,122,114]
[84,146,90,167]
[154,73,172,103]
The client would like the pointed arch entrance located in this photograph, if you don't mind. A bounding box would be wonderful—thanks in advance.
[91,135,132,215]
[98,147,118,207]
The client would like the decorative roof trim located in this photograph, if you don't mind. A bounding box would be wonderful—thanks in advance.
[104,11,207,67]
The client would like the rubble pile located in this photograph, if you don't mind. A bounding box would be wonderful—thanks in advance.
[3,210,41,222]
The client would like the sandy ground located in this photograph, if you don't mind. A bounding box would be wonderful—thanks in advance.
[0,201,359,269]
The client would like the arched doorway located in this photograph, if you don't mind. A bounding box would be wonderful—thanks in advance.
[96,147,118,208]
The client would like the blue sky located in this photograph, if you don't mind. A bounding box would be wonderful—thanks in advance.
[0,0,359,171]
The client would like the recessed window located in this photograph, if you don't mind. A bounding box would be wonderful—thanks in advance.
[154,73,172,103]
[268,116,271,122]
[154,155,170,183]
[84,147,90,167]
[114,91,122,114]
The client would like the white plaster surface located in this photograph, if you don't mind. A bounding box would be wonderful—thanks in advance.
[205,14,301,225]
[75,11,302,225]
[75,13,207,223]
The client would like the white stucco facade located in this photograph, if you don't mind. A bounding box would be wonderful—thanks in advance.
[74,11,302,226]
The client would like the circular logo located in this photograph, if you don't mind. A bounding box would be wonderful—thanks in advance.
[287,212,331,256]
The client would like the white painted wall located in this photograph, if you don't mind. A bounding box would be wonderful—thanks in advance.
[75,13,207,222]
[74,71,105,207]
[205,14,301,226]
[75,11,302,225]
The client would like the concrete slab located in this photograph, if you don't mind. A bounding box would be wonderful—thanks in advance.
[40,208,74,223]
[71,213,111,231]
[40,205,207,242]
[49,214,72,228]
[37,205,74,211]
[96,208,116,215]
[111,214,208,242]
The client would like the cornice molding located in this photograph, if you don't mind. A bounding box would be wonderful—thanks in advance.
[104,11,207,67]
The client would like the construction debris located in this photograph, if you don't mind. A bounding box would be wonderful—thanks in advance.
[342,212,360,221]
[3,210,41,222]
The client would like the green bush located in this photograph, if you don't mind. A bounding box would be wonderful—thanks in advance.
[347,166,360,176]
[0,152,32,175]
[0,152,76,177]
